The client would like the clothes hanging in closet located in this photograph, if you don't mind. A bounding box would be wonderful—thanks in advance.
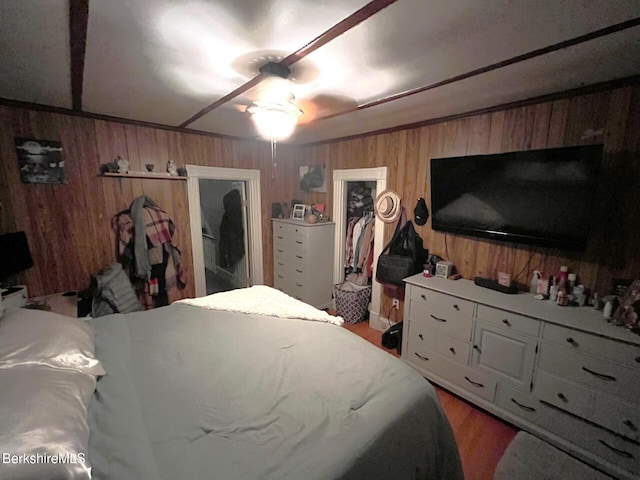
[344,212,375,284]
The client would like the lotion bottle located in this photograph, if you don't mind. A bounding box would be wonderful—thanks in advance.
[549,276,558,301]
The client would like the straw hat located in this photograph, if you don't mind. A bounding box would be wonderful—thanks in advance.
[374,189,402,223]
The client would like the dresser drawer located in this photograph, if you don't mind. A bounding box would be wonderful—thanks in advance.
[496,383,544,421]
[534,370,594,418]
[538,342,640,403]
[408,301,473,341]
[408,322,470,366]
[592,392,640,442]
[408,287,474,318]
[543,322,640,369]
[476,304,540,336]
[406,349,497,402]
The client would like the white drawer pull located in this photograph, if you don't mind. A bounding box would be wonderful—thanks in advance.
[511,398,536,412]
[465,376,484,388]
[598,439,634,459]
[414,352,429,361]
[430,314,447,323]
[581,366,616,382]
[277,275,284,279]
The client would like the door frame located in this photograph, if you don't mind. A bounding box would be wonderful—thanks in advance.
[186,165,263,297]
[332,167,387,331]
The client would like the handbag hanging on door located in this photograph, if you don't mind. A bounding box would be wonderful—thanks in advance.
[376,208,428,286]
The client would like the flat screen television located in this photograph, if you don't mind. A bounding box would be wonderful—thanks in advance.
[430,145,603,251]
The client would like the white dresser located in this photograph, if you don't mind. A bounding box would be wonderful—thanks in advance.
[402,274,640,480]
[272,219,335,309]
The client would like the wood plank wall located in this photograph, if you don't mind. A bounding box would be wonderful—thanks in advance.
[0,106,297,298]
[1,83,639,312]
[296,85,640,316]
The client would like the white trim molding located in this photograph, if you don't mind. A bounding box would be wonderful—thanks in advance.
[186,165,264,298]
[333,167,388,331]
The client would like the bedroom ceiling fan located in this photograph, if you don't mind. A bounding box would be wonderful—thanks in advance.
[245,62,303,142]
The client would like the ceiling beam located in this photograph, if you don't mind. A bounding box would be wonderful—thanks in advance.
[308,16,640,124]
[178,0,398,129]
[69,0,89,111]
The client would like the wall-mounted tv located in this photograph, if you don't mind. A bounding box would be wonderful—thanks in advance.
[430,145,603,251]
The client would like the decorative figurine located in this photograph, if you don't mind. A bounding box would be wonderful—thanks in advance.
[167,160,178,176]
[116,155,129,174]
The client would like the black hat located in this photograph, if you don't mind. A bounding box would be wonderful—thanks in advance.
[414,197,429,226]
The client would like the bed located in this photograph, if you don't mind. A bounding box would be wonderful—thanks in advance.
[0,286,462,480]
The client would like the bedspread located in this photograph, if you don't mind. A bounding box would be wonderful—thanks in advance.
[87,302,462,480]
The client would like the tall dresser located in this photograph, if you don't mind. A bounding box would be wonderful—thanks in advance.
[272,219,335,309]
[402,274,640,480]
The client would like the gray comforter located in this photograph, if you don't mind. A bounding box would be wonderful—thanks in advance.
[88,304,462,479]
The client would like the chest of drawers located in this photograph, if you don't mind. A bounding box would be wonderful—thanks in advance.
[402,274,640,480]
[272,219,335,309]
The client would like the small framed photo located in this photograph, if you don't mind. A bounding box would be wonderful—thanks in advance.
[292,204,306,221]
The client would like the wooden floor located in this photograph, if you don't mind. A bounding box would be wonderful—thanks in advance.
[343,321,518,480]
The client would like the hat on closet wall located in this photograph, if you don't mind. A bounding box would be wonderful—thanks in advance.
[374,189,402,223]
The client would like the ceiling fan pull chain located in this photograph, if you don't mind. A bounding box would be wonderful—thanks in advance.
[271,139,277,180]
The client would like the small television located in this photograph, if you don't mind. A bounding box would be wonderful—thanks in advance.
[430,145,603,251]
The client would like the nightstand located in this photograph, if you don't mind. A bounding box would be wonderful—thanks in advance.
[1,285,28,308]
[28,291,79,317]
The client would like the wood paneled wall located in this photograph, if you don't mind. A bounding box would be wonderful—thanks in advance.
[1,83,639,313]
[297,85,640,316]
[0,106,297,298]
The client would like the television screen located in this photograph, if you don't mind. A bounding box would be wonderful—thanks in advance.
[430,145,603,251]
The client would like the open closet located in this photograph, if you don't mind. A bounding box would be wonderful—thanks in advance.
[332,167,388,330]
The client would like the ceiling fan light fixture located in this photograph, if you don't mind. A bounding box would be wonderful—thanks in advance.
[246,64,303,141]
[246,98,302,141]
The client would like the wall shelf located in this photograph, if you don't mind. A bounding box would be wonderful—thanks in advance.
[102,171,187,180]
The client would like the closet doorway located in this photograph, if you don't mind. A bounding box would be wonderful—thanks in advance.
[333,167,387,331]
[187,165,264,297]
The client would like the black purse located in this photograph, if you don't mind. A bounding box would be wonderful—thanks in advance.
[376,209,428,286]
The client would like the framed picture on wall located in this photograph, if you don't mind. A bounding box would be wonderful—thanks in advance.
[292,204,307,221]
[299,165,326,193]
[15,138,67,184]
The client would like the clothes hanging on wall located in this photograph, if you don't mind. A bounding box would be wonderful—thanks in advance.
[112,195,186,309]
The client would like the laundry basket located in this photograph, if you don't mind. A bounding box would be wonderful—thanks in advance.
[333,281,372,324]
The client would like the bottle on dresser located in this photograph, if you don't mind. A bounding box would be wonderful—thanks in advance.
[556,265,569,292]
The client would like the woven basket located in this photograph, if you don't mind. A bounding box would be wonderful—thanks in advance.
[334,281,371,324]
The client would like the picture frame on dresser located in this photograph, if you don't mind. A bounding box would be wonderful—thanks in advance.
[292,204,307,221]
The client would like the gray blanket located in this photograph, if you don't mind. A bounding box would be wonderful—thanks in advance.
[88,304,462,479]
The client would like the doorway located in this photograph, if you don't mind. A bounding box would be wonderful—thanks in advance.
[333,167,387,331]
[187,165,264,298]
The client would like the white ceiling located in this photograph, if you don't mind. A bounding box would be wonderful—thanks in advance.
[0,0,639,144]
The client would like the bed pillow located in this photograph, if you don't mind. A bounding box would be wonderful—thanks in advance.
[0,307,104,376]
[0,367,95,480]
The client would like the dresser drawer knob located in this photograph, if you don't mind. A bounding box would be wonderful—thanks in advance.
[581,366,616,382]
[449,347,456,354]
[566,337,576,346]
[598,439,634,459]
[453,304,460,311]
[473,344,481,353]
[557,393,567,402]
[623,419,637,431]
[420,294,426,300]
[430,314,447,323]
[464,376,484,388]
[414,352,429,362]
[296,269,303,273]
[418,334,424,340]
[502,319,511,326]
[296,255,303,259]
[296,283,303,287]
